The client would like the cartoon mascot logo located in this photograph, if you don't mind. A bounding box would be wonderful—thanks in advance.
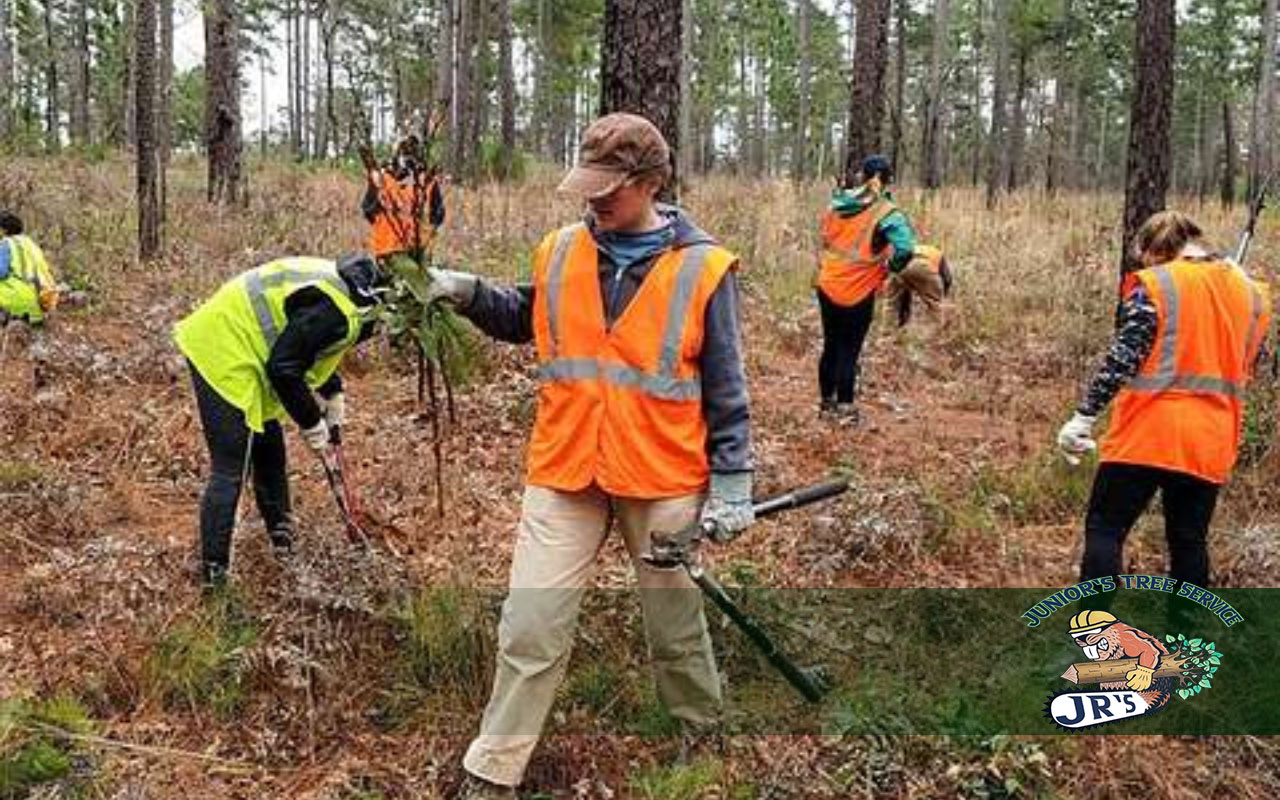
[1046,610,1223,730]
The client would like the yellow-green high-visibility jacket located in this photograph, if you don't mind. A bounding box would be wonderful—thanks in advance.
[0,235,57,323]
[174,257,363,432]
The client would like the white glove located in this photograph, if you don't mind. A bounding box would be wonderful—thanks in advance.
[301,421,331,453]
[1056,412,1097,466]
[319,392,345,428]
[701,472,756,542]
[426,267,479,307]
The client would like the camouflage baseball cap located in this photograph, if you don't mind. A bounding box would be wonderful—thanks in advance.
[557,113,671,199]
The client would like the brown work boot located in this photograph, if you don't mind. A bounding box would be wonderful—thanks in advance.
[459,773,516,800]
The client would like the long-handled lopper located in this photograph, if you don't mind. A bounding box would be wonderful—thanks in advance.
[643,478,851,703]
[318,424,370,544]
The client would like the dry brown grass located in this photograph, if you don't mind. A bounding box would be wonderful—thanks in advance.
[2,154,1279,798]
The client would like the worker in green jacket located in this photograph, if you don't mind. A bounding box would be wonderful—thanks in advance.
[173,254,385,585]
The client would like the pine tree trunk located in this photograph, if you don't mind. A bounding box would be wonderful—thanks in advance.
[159,0,172,225]
[301,10,311,157]
[890,0,906,176]
[985,0,1010,209]
[794,0,811,181]
[844,0,890,184]
[1221,99,1237,207]
[0,0,11,138]
[469,0,489,179]
[286,1,296,155]
[600,0,684,198]
[1008,47,1028,193]
[498,0,516,180]
[1249,0,1278,198]
[922,0,949,189]
[736,0,748,175]
[205,0,242,204]
[43,0,59,152]
[71,0,90,146]
[137,0,161,259]
[1120,0,1175,272]
[436,0,455,149]
[451,0,472,177]
[970,0,984,186]
[679,0,694,185]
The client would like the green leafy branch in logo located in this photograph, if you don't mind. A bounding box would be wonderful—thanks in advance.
[1165,634,1222,700]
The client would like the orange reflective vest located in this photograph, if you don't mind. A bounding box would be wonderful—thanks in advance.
[1101,258,1272,484]
[816,201,894,306]
[527,224,738,498]
[369,172,434,257]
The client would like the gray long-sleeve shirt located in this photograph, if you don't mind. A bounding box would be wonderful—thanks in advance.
[459,208,753,474]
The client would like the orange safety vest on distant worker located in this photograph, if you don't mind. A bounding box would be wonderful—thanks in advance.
[369,172,435,257]
[527,223,738,498]
[816,201,895,307]
[1101,257,1271,484]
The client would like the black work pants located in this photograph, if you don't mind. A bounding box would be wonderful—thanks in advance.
[817,290,876,404]
[190,362,291,576]
[1080,462,1220,588]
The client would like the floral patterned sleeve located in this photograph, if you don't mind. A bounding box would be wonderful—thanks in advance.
[1078,285,1159,417]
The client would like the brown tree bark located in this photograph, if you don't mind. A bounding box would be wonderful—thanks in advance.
[0,0,11,139]
[1061,653,1193,685]
[600,0,684,198]
[969,0,984,186]
[71,0,90,146]
[205,0,242,204]
[498,0,516,180]
[43,0,59,152]
[1249,0,1278,199]
[1120,0,1175,272]
[451,0,472,177]
[922,0,950,189]
[137,0,161,259]
[984,0,1010,209]
[1007,47,1028,193]
[794,0,811,181]
[890,0,906,175]
[159,0,172,223]
[844,0,891,184]
[1221,100,1237,207]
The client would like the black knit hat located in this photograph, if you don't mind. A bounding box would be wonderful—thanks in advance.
[0,211,23,236]
[337,253,385,305]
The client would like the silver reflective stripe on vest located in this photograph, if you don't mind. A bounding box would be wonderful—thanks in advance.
[244,266,351,347]
[536,358,702,402]
[537,243,714,403]
[1127,264,1246,398]
[544,225,582,357]
[658,245,712,376]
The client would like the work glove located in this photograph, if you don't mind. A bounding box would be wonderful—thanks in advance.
[319,392,345,428]
[1125,663,1155,692]
[300,421,331,454]
[1056,412,1097,466]
[425,267,479,307]
[700,471,755,543]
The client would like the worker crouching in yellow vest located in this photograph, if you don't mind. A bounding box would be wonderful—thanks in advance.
[883,242,953,327]
[173,254,385,586]
[423,113,754,799]
[0,211,59,327]
[1057,211,1271,591]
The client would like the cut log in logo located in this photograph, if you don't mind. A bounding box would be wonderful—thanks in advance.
[1045,610,1224,731]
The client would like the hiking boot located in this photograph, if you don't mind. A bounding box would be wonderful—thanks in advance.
[834,402,860,427]
[199,561,229,592]
[268,525,295,555]
[819,397,837,416]
[459,773,516,800]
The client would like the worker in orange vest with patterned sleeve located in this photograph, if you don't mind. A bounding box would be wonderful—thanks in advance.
[423,113,753,799]
[361,135,445,270]
[815,154,917,424]
[1057,210,1271,590]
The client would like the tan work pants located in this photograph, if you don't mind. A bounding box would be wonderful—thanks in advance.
[463,484,720,786]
